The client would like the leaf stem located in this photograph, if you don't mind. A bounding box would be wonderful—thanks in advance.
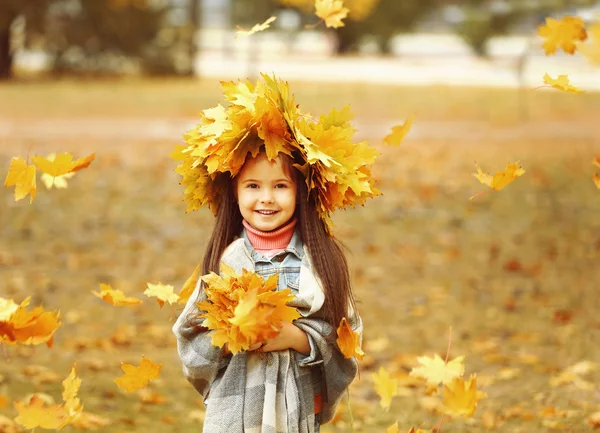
[346,388,356,432]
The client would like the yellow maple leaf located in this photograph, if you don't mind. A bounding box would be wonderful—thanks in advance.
[4,156,36,203]
[336,316,364,360]
[386,421,399,433]
[542,73,583,93]
[372,366,398,411]
[0,297,19,322]
[383,114,415,146]
[114,356,162,392]
[442,375,487,418]
[537,16,587,55]
[14,365,83,430]
[92,283,142,306]
[410,354,465,389]
[31,152,95,178]
[315,0,349,28]
[177,264,202,304]
[38,153,77,189]
[471,161,525,199]
[143,283,179,308]
[236,16,277,38]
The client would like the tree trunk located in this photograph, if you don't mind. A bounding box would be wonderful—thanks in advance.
[0,23,13,79]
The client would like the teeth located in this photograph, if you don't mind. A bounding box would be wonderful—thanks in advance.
[257,210,276,214]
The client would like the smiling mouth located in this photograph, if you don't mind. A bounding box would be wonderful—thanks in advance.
[256,210,278,215]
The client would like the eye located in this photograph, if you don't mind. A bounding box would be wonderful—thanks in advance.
[275,183,288,188]
[247,183,259,189]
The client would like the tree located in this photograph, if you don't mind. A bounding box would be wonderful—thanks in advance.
[0,0,55,79]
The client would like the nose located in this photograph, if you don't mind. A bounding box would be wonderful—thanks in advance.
[260,189,274,203]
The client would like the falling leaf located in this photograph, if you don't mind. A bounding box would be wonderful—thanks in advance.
[372,366,398,411]
[0,297,61,347]
[410,354,465,389]
[537,16,587,55]
[236,16,277,38]
[336,316,364,360]
[386,421,399,433]
[383,114,415,146]
[143,283,179,308]
[315,0,349,28]
[4,156,36,203]
[92,283,143,306]
[114,356,162,392]
[471,161,525,199]
[13,365,82,430]
[31,152,95,178]
[442,375,487,418]
[37,153,77,189]
[542,73,583,93]
[177,264,202,304]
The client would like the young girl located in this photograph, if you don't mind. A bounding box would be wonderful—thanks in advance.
[171,75,378,433]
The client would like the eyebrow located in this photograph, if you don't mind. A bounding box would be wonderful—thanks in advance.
[241,178,292,183]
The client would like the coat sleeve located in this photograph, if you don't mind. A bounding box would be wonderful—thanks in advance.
[172,277,231,399]
[292,302,363,424]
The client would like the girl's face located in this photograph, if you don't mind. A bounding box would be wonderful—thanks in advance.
[235,153,297,232]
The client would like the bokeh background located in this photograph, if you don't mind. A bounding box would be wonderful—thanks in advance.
[1,0,600,432]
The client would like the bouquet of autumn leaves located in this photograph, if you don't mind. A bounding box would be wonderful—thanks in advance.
[196,264,301,354]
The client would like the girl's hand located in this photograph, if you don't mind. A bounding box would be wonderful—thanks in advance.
[251,322,310,355]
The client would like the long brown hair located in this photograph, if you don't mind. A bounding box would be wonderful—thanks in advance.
[200,150,358,330]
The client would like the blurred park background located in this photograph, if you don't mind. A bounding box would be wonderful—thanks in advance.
[1,0,600,432]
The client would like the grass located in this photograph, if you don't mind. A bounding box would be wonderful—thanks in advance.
[1,78,600,432]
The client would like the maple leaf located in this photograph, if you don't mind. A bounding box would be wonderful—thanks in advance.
[0,297,61,347]
[383,114,415,146]
[315,0,349,28]
[386,421,399,433]
[31,152,95,178]
[537,16,587,55]
[114,356,162,392]
[372,366,398,411]
[143,283,179,308]
[92,283,142,306]
[442,375,487,418]
[542,73,582,93]
[236,16,277,38]
[177,264,202,304]
[410,354,465,389]
[4,156,36,203]
[471,161,525,199]
[13,365,82,430]
[336,316,364,360]
[197,267,299,354]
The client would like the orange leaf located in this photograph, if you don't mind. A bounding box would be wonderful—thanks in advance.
[315,0,349,28]
[143,283,179,308]
[383,114,415,146]
[335,317,364,360]
[92,283,143,306]
[471,161,525,199]
[0,297,61,347]
[114,356,162,392]
[3,156,36,203]
[537,16,587,55]
[542,73,582,93]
